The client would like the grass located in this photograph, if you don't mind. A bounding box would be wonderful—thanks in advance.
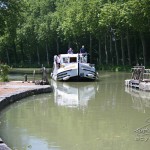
[9,68,52,74]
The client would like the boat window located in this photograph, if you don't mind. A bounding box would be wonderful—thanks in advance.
[63,57,69,63]
[70,57,77,63]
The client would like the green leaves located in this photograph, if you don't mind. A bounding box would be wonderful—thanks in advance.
[0,0,150,66]
[0,63,10,81]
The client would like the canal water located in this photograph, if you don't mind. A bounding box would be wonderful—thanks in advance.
[0,72,150,150]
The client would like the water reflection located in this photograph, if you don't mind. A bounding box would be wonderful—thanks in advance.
[51,80,99,108]
[1,73,150,150]
[125,87,150,112]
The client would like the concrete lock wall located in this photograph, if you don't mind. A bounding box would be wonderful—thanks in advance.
[0,82,53,150]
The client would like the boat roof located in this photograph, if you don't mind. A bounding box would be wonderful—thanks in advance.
[60,54,79,57]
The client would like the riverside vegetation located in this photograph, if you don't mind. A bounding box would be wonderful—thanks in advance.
[0,0,150,68]
[0,64,10,82]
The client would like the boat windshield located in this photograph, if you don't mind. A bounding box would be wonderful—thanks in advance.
[62,57,69,63]
[62,57,77,63]
[70,57,77,63]
[60,54,88,64]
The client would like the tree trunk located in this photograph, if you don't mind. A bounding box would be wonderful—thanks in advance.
[134,35,138,65]
[56,37,59,54]
[20,40,25,63]
[140,32,146,66]
[104,33,108,65]
[37,46,40,65]
[13,40,18,64]
[109,35,113,65]
[26,41,31,64]
[6,48,10,64]
[46,42,49,65]
[89,34,92,63]
[127,30,131,65]
[121,33,125,66]
[75,37,79,53]
[68,41,71,49]
[98,38,101,65]
[114,40,119,65]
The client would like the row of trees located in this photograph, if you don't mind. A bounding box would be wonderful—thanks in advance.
[0,0,150,68]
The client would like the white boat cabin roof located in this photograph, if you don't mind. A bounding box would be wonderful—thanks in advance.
[59,53,87,64]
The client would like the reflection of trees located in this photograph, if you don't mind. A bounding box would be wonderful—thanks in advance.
[95,72,128,110]
[0,93,138,150]
[0,73,150,150]
[125,87,150,113]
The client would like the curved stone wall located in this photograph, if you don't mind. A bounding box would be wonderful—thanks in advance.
[0,84,53,150]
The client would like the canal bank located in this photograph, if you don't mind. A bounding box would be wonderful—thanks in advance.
[0,81,53,150]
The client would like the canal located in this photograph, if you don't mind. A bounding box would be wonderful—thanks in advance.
[0,72,150,150]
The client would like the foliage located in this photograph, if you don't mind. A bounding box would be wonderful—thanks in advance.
[0,0,150,67]
[0,64,11,81]
[98,65,132,72]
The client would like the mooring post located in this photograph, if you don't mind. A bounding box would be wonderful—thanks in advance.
[33,70,35,83]
[24,74,28,82]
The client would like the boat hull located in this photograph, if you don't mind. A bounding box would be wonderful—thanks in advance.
[51,63,96,81]
[51,53,97,81]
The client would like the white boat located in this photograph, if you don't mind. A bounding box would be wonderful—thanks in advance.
[51,53,98,81]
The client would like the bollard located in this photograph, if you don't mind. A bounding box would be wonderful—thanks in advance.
[32,70,35,83]
[24,74,28,82]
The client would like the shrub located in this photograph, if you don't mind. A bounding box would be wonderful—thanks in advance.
[0,64,11,82]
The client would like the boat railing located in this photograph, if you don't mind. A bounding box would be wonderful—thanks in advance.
[78,53,88,63]
[130,66,150,82]
[131,66,145,81]
[142,69,150,82]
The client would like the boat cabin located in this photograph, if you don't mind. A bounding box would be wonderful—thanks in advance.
[59,54,88,64]
[51,53,96,81]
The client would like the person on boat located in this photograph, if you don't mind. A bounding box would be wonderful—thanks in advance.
[67,48,73,54]
[51,55,59,79]
[80,45,87,62]
[80,45,86,53]
[53,55,57,66]
[53,55,60,69]
[56,54,61,68]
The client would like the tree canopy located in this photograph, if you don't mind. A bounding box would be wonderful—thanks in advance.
[0,0,150,68]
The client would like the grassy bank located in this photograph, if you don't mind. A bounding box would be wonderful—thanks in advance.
[96,65,132,72]
[9,68,52,74]
[10,65,131,75]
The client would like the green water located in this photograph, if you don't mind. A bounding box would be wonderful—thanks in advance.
[0,72,150,150]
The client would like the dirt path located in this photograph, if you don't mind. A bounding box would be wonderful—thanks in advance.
[0,81,40,96]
